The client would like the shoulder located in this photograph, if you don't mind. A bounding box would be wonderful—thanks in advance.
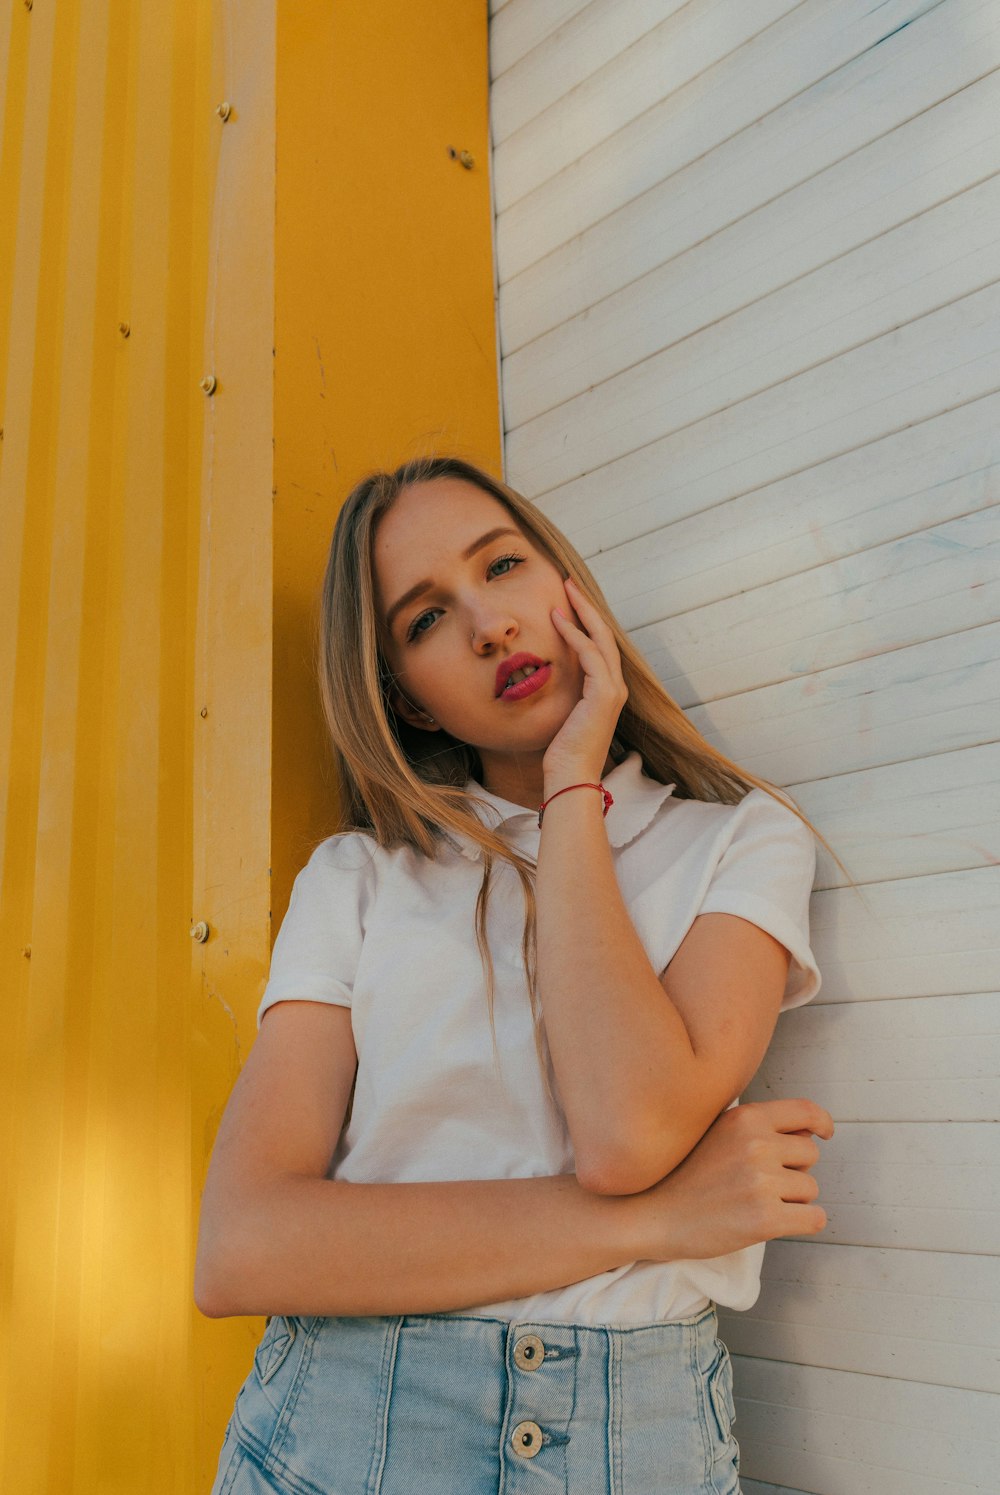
[652,785,811,837]
[305,829,380,872]
[294,826,457,901]
[697,790,818,902]
[634,785,815,880]
[289,830,381,909]
[722,786,814,838]
[724,788,816,861]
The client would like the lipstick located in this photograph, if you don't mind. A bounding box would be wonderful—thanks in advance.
[493,651,550,702]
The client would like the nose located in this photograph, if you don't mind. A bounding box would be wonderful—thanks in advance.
[469,605,518,652]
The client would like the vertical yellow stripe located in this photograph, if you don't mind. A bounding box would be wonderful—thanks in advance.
[0,2,498,1487]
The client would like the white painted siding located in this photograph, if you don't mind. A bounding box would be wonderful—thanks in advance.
[488,1,1000,1489]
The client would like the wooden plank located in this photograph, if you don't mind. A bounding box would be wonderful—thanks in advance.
[512,203,1000,504]
[495,0,996,278]
[730,1355,1000,1493]
[686,623,1000,786]
[808,866,999,1003]
[741,1484,810,1495]
[491,0,693,139]
[636,508,1000,703]
[501,42,999,354]
[504,101,1000,427]
[528,279,1000,549]
[488,0,591,80]
[511,225,998,502]
[717,1240,1000,1394]
[807,1121,999,1254]
[593,399,1000,630]
[749,990,1000,1121]
[794,744,1000,887]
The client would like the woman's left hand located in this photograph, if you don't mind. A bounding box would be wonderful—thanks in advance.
[542,576,628,786]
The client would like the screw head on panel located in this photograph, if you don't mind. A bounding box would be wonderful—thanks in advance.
[190,921,210,943]
[216,102,232,121]
[200,375,217,395]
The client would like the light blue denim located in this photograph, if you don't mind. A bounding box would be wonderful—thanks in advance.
[209,1301,741,1494]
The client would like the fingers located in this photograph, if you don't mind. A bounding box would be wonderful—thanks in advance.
[746,1096,835,1141]
[562,575,605,629]
[780,1133,821,1170]
[555,577,624,683]
[552,603,605,667]
[779,1165,821,1204]
[779,1203,828,1238]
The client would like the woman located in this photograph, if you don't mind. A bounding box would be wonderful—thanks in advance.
[196,454,836,1494]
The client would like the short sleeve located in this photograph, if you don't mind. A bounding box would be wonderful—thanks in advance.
[698,789,821,1011]
[257,833,376,1028]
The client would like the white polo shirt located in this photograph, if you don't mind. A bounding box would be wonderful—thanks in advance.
[258,750,821,1325]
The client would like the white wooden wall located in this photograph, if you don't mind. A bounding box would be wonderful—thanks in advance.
[488,2,1000,1490]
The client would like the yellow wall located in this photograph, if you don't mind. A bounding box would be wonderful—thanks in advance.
[272,0,502,893]
[0,1,498,1489]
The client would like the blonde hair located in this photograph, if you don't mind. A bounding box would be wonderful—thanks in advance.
[317,454,854,1093]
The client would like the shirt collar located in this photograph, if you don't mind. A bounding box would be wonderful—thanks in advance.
[441,750,676,861]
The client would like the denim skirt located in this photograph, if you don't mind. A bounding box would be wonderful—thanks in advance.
[209,1301,741,1495]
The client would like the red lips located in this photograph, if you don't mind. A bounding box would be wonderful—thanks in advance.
[494,652,548,697]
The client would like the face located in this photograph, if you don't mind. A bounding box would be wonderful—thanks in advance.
[373,477,586,791]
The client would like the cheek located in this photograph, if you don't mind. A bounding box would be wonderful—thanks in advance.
[410,657,462,711]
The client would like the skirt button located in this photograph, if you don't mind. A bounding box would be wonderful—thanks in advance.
[513,1333,545,1371]
[511,1420,543,1458]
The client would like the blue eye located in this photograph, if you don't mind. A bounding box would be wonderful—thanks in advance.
[489,552,524,578]
[403,606,439,642]
[404,553,526,642]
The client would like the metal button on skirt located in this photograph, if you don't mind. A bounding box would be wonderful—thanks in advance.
[209,1301,741,1494]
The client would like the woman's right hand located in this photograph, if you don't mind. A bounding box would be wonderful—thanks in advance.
[638,1096,834,1261]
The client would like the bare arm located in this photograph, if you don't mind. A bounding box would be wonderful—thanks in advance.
[198,1171,649,1319]
[535,782,793,1193]
[537,575,814,1195]
[195,1002,834,1320]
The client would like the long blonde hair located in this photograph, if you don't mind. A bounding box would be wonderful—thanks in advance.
[317,454,853,1090]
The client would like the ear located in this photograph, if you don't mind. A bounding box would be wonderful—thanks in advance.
[386,683,441,733]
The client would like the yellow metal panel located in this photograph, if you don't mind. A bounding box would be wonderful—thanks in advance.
[0,0,274,1489]
[272,0,502,905]
[190,0,277,1477]
[1,0,498,1487]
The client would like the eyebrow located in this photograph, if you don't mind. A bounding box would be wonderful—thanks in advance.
[385,525,525,635]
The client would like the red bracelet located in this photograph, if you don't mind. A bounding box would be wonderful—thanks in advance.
[537,782,614,827]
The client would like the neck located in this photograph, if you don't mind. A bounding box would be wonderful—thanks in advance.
[476,750,617,810]
[477,758,544,810]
